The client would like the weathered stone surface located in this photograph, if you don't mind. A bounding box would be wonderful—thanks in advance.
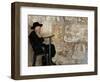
[28,16,88,66]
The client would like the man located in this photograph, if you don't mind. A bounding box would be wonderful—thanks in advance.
[28,22,56,66]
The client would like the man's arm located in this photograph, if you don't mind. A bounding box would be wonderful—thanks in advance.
[43,34,55,38]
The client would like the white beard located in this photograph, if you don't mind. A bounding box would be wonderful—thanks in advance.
[36,31,42,37]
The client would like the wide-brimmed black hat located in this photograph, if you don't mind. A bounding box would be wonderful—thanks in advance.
[31,22,43,29]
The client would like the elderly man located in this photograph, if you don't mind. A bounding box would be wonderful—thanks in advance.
[29,22,56,66]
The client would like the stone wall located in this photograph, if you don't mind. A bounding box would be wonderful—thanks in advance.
[28,15,88,66]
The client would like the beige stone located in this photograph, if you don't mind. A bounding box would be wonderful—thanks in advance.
[28,16,88,66]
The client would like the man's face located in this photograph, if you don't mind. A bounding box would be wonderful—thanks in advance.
[35,26,42,33]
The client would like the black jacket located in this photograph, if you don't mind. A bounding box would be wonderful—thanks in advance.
[28,31,44,54]
[29,31,56,57]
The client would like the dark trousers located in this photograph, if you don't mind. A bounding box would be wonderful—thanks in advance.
[32,44,56,66]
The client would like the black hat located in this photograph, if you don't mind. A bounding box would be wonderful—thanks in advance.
[31,22,43,29]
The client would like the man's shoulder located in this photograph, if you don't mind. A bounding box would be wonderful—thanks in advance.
[30,31,36,35]
[29,31,36,37]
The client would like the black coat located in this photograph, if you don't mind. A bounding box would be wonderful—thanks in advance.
[28,31,45,55]
[29,31,56,57]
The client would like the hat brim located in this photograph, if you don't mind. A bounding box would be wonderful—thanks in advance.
[31,24,43,29]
